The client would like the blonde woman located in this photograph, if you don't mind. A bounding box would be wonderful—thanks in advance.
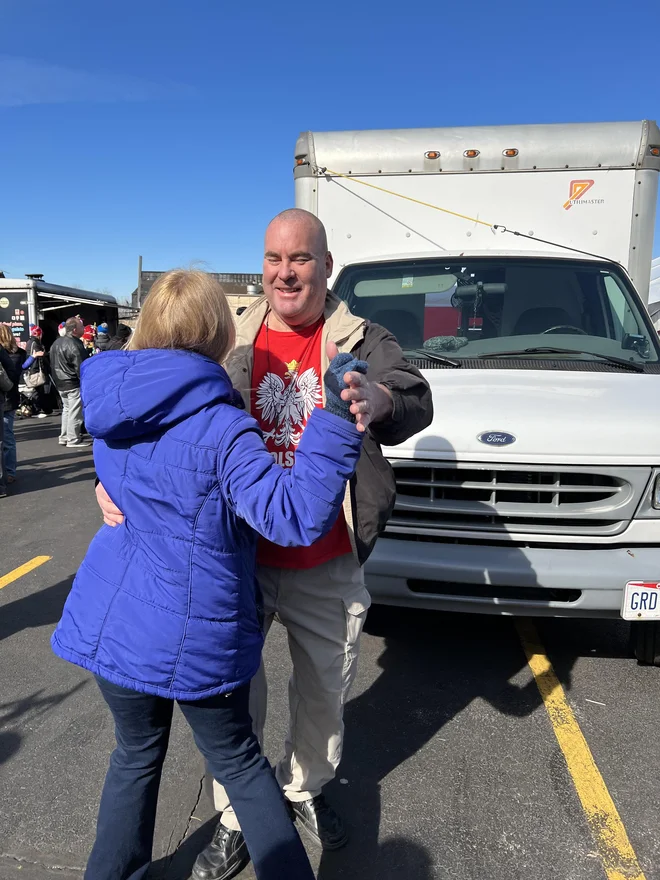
[51,269,368,880]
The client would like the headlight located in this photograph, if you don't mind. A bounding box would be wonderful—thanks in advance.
[653,474,660,509]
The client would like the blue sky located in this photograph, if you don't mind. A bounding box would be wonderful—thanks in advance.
[1,0,658,301]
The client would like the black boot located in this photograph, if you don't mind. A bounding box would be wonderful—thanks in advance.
[291,794,349,850]
[191,822,250,880]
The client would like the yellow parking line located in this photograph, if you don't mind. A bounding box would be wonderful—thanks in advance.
[0,555,52,591]
[516,619,646,880]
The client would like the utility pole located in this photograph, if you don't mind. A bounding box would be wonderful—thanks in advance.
[137,255,143,307]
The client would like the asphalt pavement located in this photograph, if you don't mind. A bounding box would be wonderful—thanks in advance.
[1,416,659,880]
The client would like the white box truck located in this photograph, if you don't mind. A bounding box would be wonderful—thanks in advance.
[293,121,660,663]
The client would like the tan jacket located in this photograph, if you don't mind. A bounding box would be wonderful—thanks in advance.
[225,292,367,559]
[225,291,433,565]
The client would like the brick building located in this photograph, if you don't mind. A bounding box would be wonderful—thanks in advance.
[131,268,263,314]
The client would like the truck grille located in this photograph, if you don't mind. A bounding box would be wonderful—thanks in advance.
[386,462,650,538]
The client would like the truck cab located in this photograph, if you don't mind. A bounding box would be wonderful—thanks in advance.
[294,121,660,663]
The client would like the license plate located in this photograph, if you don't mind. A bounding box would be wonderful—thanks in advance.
[621,581,660,620]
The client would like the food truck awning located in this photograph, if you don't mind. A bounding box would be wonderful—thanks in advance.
[37,290,119,311]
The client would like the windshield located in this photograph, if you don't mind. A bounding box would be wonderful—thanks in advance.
[334,258,660,365]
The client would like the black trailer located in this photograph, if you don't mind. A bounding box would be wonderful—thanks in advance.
[0,276,119,350]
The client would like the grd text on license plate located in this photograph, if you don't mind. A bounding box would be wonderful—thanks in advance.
[621,581,660,620]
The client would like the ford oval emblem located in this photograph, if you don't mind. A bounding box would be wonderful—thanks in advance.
[478,431,516,447]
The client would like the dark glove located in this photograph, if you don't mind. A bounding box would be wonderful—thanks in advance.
[324,352,369,422]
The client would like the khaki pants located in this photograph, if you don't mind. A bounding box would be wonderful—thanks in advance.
[213,552,370,831]
[59,388,83,444]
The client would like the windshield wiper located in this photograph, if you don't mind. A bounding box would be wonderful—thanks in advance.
[476,347,645,373]
[406,348,462,368]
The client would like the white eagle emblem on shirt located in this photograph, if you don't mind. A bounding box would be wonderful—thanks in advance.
[255,359,322,447]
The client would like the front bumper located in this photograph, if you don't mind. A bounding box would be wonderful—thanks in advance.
[364,538,660,617]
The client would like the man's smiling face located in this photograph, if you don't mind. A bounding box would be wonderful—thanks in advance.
[262,211,333,331]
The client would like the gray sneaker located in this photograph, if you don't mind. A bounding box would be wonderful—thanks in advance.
[66,440,92,448]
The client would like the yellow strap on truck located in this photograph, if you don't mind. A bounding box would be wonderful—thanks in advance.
[321,167,496,229]
[319,167,618,264]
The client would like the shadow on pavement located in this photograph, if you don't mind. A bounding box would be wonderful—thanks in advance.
[12,417,95,496]
[0,682,88,728]
[537,615,632,682]
[17,452,85,466]
[0,730,22,766]
[0,576,74,642]
[13,416,61,444]
[151,607,634,879]
[149,821,436,880]
[149,815,217,880]
[316,605,630,879]
[12,457,96,495]
[321,836,435,880]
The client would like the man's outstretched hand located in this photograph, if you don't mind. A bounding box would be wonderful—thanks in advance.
[96,482,124,527]
[325,340,393,433]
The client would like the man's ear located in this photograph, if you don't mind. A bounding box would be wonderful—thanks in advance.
[325,251,334,279]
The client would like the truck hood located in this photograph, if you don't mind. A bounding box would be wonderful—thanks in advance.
[392,368,660,466]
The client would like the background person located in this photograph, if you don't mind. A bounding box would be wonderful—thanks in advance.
[0,356,13,497]
[51,268,366,880]
[96,323,111,351]
[22,325,52,418]
[104,323,132,350]
[49,317,90,448]
[0,325,36,485]
[82,324,98,355]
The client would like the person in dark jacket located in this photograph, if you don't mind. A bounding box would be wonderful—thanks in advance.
[0,325,40,484]
[0,350,14,497]
[95,322,111,351]
[97,209,434,880]
[49,316,90,448]
[22,325,53,417]
[52,268,365,880]
[104,322,132,350]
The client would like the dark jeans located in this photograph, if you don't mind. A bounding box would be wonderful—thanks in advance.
[3,411,16,477]
[0,409,5,494]
[88,676,314,880]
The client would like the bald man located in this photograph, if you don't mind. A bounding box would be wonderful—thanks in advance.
[97,210,433,879]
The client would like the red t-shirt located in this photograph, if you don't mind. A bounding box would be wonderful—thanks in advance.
[251,317,352,569]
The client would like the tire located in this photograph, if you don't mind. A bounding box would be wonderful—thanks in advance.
[630,620,660,666]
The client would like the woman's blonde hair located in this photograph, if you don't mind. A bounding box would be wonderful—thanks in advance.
[128,269,234,363]
[0,324,19,353]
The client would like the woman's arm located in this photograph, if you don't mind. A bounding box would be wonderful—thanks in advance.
[218,408,362,547]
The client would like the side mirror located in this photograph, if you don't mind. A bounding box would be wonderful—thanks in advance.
[622,333,650,357]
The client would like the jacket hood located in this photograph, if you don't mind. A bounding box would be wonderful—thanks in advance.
[81,349,240,440]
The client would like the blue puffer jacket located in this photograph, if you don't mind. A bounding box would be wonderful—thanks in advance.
[51,349,363,700]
